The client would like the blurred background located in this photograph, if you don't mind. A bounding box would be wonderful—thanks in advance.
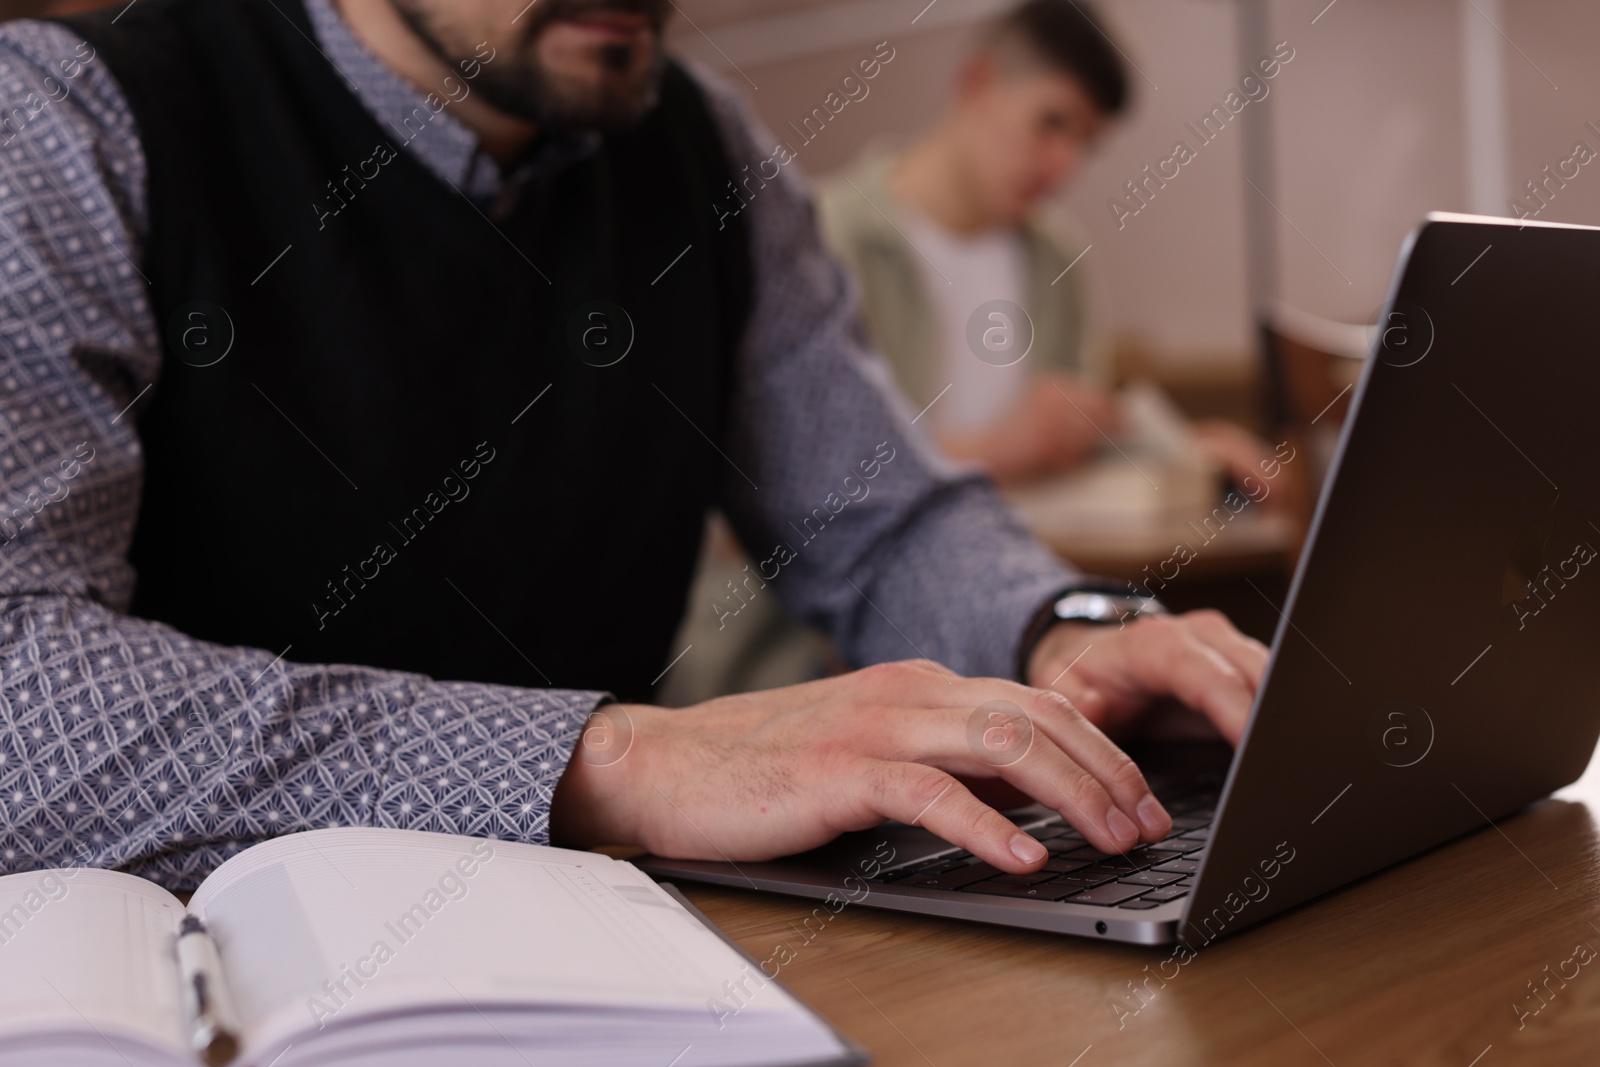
[660,0,1595,390]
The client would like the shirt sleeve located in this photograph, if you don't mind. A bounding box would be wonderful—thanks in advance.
[686,62,1081,680]
[0,21,595,890]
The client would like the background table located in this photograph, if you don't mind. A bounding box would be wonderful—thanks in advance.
[678,756,1600,1066]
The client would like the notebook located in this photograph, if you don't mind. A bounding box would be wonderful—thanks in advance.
[0,828,865,1067]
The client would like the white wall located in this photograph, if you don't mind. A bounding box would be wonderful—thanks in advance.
[670,0,1598,368]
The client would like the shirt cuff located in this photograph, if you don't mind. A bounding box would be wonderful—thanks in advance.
[370,681,604,847]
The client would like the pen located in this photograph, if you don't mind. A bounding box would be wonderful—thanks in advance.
[176,915,240,1067]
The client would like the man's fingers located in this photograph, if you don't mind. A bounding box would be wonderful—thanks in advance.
[959,688,1168,850]
[1068,395,1122,434]
[1184,608,1271,689]
[1100,614,1260,748]
[971,714,1148,854]
[1091,397,1125,431]
[1018,690,1172,843]
[1125,616,1255,744]
[862,761,1045,874]
[874,686,1165,854]
[828,662,1171,852]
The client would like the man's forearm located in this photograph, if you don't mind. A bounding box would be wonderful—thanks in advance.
[0,592,597,888]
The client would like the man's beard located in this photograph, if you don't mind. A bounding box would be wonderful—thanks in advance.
[391,0,668,134]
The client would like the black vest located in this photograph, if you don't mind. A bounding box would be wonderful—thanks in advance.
[61,0,751,702]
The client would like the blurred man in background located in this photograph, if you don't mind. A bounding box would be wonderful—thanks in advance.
[819,0,1271,487]
[818,0,1126,485]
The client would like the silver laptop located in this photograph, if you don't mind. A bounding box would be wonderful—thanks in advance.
[638,213,1600,945]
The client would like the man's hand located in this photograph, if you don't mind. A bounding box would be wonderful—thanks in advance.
[1191,419,1288,509]
[549,660,1173,874]
[1026,611,1271,745]
[940,373,1122,486]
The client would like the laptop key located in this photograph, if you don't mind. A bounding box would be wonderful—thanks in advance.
[1139,844,1190,863]
[1067,865,1129,883]
[1063,883,1150,906]
[1117,900,1161,910]
[1047,870,1119,889]
[1117,870,1185,887]
[1141,886,1190,903]
[1078,855,1148,874]
[1032,826,1078,841]
[1042,857,1094,874]
[1176,826,1211,842]
[907,857,968,877]
[1122,846,1178,867]
[1060,846,1111,861]
[907,863,1003,890]
[1152,858,1199,875]
[961,881,1074,901]
[992,871,1055,885]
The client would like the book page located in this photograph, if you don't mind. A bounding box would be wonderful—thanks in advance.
[0,868,186,1064]
[188,829,838,1062]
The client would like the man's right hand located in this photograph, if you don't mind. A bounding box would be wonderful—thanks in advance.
[548,659,1172,875]
[941,373,1123,485]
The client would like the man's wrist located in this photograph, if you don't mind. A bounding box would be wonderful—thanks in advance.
[1016,582,1168,683]
[550,702,656,849]
[1025,620,1100,689]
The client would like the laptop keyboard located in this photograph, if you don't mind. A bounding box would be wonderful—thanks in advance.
[869,779,1219,912]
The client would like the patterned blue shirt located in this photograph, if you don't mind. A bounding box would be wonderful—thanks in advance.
[0,1,1078,888]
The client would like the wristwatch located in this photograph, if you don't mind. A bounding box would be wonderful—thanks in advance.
[1015,585,1169,681]
[1050,589,1167,626]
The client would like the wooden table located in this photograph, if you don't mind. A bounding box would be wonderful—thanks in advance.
[679,758,1600,1066]
[1028,508,1298,585]
[1000,453,1302,586]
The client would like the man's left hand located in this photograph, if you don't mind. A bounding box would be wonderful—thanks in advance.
[1026,611,1270,745]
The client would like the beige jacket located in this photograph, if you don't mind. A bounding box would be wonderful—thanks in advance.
[815,144,1106,413]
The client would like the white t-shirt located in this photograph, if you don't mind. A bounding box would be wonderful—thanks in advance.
[894,203,1031,433]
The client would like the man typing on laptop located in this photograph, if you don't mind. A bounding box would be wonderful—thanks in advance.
[0,0,1265,889]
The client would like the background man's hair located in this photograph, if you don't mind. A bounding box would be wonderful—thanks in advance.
[985,0,1131,116]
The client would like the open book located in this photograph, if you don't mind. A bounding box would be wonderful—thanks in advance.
[0,828,864,1067]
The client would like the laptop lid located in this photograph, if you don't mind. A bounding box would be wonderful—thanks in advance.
[1180,214,1600,944]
